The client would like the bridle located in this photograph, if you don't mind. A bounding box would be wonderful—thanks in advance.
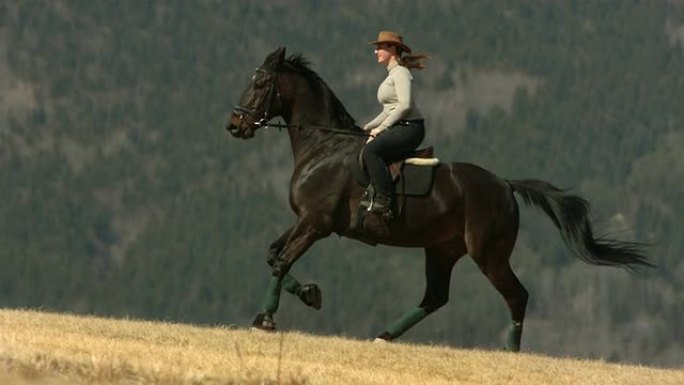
[230,67,368,138]
[232,67,281,130]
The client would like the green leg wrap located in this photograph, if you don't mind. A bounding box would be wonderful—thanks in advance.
[262,276,283,315]
[505,321,523,352]
[281,274,303,296]
[386,307,429,339]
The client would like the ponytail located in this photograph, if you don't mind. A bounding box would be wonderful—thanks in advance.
[398,53,430,70]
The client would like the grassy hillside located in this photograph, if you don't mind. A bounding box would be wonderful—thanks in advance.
[1,309,682,385]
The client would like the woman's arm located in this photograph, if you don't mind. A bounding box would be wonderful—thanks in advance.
[363,111,389,131]
[376,67,412,133]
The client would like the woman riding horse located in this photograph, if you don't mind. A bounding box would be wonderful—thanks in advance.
[363,31,430,220]
[226,46,651,351]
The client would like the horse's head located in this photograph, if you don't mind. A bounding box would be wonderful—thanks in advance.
[227,47,286,139]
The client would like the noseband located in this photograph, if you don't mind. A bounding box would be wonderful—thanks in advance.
[233,67,281,128]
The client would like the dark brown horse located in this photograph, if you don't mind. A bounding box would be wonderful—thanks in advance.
[226,47,651,351]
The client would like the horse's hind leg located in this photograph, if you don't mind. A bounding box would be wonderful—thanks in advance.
[376,239,465,341]
[470,231,528,352]
[267,227,321,310]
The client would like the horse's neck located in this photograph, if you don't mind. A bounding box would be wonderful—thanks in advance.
[285,114,335,161]
[281,74,363,162]
[284,105,359,162]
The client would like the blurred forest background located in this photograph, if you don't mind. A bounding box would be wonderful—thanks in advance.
[1,1,683,367]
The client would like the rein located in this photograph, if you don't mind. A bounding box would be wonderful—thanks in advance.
[255,121,369,137]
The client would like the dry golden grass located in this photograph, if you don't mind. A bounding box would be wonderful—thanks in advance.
[1,309,682,385]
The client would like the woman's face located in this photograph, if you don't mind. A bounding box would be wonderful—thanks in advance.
[374,43,397,66]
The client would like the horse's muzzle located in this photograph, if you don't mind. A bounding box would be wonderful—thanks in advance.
[227,113,248,138]
[225,122,255,139]
[226,124,240,138]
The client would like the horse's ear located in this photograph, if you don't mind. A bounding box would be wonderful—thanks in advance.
[263,47,286,70]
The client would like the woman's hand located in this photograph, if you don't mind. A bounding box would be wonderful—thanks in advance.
[366,127,383,143]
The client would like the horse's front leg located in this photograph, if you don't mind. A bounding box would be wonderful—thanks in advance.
[267,227,322,310]
[253,220,329,331]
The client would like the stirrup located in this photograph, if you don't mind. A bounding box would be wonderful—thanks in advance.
[359,185,394,220]
[359,184,375,210]
[369,190,394,220]
[370,202,394,220]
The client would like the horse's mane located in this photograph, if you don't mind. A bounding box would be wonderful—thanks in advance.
[283,54,362,133]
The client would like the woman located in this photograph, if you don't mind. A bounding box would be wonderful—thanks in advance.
[363,31,429,220]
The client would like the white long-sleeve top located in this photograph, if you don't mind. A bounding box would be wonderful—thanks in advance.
[364,62,423,133]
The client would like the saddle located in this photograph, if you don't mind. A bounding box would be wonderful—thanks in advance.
[353,146,440,196]
[349,146,439,240]
[349,146,440,240]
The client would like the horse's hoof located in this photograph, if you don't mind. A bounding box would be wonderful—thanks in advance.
[374,331,392,343]
[300,284,322,310]
[373,338,389,344]
[251,313,276,332]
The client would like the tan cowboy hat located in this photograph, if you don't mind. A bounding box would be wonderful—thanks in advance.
[369,31,412,53]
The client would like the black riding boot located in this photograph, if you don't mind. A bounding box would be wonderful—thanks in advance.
[371,189,394,220]
[360,184,394,220]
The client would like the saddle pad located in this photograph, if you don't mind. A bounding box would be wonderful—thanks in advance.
[393,164,436,196]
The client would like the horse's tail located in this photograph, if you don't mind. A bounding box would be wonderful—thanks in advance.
[508,179,653,270]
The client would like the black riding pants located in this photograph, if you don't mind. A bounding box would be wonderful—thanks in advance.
[363,120,425,195]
